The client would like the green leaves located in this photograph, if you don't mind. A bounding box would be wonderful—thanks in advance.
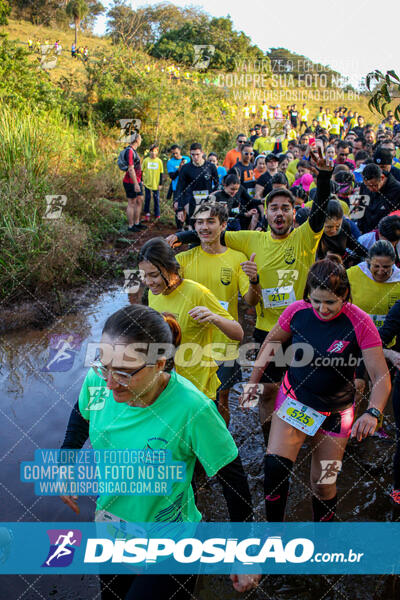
[366,69,400,116]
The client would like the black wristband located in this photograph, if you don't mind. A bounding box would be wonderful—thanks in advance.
[250,274,260,285]
[365,407,381,420]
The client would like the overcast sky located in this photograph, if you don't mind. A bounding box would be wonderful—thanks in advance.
[93,0,399,86]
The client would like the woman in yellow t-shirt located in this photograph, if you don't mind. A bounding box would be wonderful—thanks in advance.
[348,241,400,420]
[347,241,400,328]
[138,237,243,400]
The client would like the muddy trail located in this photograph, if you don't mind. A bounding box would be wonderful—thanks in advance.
[0,254,400,598]
[0,220,176,334]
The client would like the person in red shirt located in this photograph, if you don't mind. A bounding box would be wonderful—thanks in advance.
[123,133,146,232]
[223,134,247,170]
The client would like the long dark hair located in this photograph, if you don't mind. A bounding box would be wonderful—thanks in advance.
[138,237,180,276]
[303,257,352,302]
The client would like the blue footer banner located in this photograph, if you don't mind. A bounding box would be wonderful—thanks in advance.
[1,522,400,574]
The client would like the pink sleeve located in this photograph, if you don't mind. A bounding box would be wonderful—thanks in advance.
[344,304,382,349]
[278,300,309,333]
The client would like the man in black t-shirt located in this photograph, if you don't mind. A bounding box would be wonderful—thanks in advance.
[289,104,298,130]
[176,142,219,225]
[228,142,256,196]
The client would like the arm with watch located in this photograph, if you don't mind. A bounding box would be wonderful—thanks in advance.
[351,346,391,441]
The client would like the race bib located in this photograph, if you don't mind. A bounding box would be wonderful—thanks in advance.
[262,286,296,308]
[369,314,386,329]
[193,190,209,205]
[277,396,326,436]
[219,300,229,311]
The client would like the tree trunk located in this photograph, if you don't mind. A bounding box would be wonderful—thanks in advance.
[74,17,78,45]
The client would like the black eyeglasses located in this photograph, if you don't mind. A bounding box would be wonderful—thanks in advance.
[243,152,254,156]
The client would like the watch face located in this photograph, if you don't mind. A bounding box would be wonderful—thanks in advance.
[368,408,380,418]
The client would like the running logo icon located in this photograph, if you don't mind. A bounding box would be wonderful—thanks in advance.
[42,334,82,372]
[326,340,350,353]
[42,529,82,567]
[193,45,215,70]
[317,460,342,484]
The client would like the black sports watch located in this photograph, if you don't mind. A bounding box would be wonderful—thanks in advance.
[365,407,381,420]
[250,274,260,285]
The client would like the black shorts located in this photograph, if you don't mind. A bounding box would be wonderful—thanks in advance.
[216,360,242,391]
[123,181,143,199]
[253,327,290,384]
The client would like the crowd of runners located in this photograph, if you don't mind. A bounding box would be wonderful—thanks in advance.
[59,105,400,598]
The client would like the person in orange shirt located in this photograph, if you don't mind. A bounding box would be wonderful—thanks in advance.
[223,134,248,170]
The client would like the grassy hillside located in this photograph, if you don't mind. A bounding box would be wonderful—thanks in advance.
[0,17,388,308]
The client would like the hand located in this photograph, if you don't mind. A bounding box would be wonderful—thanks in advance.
[241,253,258,282]
[173,201,178,210]
[351,413,378,441]
[158,185,163,191]
[309,146,334,172]
[188,306,216,324]
[230,573,261,592]
[134,183,141,193]
[165,234,180,248]
[177,211,185,223]
[60,495,79,514]
[244,209,258,217]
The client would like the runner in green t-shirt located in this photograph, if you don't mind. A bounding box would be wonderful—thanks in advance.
[59,305,259,597]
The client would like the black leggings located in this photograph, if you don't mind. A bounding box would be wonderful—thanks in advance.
[392,373,400,489]
[100,573,197,600]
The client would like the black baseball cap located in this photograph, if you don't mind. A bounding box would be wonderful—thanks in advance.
[265,153,279,162]
[374,148,393,166]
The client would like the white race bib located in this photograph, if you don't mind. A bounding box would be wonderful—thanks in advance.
[277,396,326,436]
[193,190,209,205]
[262,286,296,308]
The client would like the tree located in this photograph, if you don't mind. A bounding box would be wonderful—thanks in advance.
[106,1,148,48]
[366,70,400,121]
[0,0,10,25]
[150,15,264,71]
[66,0,89,45]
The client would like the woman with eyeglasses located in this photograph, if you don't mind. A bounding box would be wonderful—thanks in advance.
[139,237,243,401]
[59,304,258,598]
[348,241,400,426]
[347,241,400,329]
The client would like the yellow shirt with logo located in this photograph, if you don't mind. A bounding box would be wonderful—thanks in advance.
[149,279,234,400]
[225,223,323,331]
[254,136,276,153]
[329,117,342,135]
[300,108,309,122]
[176,247,249,361]
[142,157,164,190]
[347,262,400,341]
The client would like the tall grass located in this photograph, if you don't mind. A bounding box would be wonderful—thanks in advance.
[0,107,124,301]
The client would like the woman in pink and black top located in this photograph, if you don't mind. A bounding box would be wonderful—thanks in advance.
[242,258,390,522]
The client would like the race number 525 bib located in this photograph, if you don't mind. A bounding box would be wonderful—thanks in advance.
[262,286,296,308]
[277,396,326,436]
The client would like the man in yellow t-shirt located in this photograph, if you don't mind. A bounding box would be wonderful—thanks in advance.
[253,124,276,154]
[176,203,260,424]
[329,110,343,136]
[170,157,334,444]
[142,144,164,220]
[299,104,309,129]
